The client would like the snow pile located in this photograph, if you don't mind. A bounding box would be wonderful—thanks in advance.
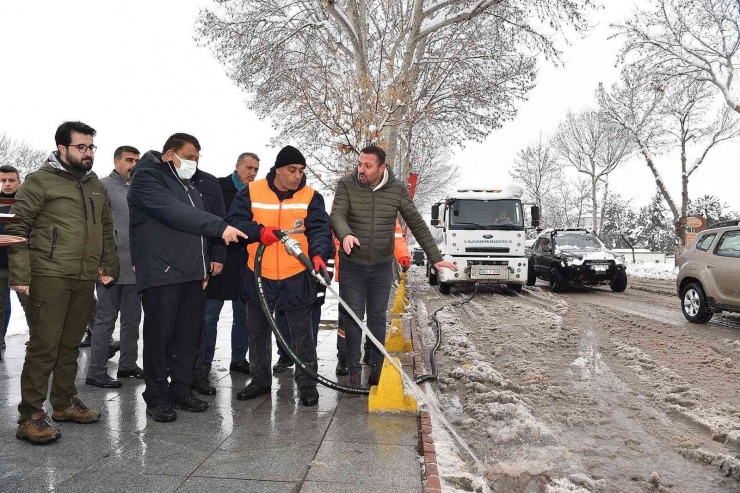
[409,286,596,492]
[612,340,740,437]
[627,262,678,280]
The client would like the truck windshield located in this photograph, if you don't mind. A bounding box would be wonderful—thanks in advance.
[554,234,604,250]
[449,199,523,230]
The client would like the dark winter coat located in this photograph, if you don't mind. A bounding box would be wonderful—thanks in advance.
[206,174,245,301]
[190,168,227,266]
[330,167,442,267]
[6,153,119,286]
[128,151,228,292]
[227,169,331,309]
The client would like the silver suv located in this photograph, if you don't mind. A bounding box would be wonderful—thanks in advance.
[677,221,740,323]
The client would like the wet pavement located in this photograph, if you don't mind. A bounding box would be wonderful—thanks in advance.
[0,308,423,492]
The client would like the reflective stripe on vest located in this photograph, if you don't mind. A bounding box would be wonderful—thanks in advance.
[246,179,315,280]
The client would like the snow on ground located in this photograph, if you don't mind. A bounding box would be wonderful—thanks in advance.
[627,262,679,281]
[410,289,592,492]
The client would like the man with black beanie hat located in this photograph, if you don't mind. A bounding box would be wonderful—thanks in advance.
[226,145,331,406]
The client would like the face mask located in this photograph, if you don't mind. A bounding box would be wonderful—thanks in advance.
[174,154,197,180]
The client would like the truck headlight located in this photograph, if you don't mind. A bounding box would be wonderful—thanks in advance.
[614,254,625,265]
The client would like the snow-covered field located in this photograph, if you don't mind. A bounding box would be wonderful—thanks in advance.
[627,262,679,280]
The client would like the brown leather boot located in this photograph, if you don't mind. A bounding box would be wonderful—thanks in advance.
[16,411,61,444]
[51,396,101,424]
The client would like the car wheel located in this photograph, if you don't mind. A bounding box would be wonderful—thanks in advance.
[549,268,567,293]
[681,282,713,324]
[610,270,628,292]
[526,259,536,287]
[427,263,438,286]
[509,284,523,294]
[439,281,451,295]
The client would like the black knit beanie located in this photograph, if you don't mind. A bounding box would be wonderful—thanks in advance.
[274,145,306,168]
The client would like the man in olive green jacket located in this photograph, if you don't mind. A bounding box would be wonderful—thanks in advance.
[330,145,456,386]
[6,121,119,444]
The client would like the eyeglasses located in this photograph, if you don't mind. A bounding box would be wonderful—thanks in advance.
[67,144,98,154]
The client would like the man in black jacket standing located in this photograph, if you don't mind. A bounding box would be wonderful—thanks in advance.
[227,146,331,407]
[202,153,260,380]
[128,133,247,422]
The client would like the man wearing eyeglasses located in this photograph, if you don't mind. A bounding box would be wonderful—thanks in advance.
[6,121,119,444]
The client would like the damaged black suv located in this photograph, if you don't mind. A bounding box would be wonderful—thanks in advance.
[527,228,628,293]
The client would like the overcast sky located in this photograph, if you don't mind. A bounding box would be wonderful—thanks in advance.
[0,1,737,211]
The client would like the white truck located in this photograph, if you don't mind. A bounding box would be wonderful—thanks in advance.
[427,184,540,294]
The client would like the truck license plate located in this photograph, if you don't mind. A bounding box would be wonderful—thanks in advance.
[480,269,500,275]
[591,264,608,271]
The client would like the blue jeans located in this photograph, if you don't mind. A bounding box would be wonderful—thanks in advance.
[276,305,321,357]
[204,298,249,363]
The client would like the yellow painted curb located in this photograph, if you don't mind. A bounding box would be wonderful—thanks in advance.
[385,317,412,352]
[368,357,417,413]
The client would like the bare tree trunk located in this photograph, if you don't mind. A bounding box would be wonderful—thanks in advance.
[591,174,598,236]
[598,177,610,237]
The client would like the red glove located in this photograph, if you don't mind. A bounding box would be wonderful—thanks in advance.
[398,256,411,272]
[260,226,280,246]
[313,255,330,281]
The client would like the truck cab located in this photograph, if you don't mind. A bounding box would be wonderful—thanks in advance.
[428,185,539,294]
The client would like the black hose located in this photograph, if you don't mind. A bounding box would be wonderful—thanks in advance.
[415,283,479,384]
[253,240,371,395]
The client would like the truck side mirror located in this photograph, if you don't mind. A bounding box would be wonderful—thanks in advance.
[531,206,540,228]
[431,204,440,227]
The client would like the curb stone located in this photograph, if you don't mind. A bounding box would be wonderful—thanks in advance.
[409,310,442,493]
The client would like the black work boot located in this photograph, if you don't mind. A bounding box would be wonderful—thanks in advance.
[192,377,217,396]
[272,355,294,374]
[335,357,349,376]
[299,386,319,407]
[236,382,271,401]
[146,404,177,423]
[229,359,250,374]
[171,395,209,413]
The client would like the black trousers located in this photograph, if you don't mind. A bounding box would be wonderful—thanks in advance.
[248,300,317,389]
[141,281,204,407]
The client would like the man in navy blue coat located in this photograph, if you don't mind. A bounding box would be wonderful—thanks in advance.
[128,133,246,423]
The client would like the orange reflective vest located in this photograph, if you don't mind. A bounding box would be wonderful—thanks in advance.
[246,179,316,280]
[333,218,409,282]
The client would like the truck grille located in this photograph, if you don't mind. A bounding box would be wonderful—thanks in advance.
[465,247,510,253]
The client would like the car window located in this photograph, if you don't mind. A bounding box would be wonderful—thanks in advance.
[554,234,603,250]
[536,238,550,251]
[695,233,717,252]
[715,230,740,258]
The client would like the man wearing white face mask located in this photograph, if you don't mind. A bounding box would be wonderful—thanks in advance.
[128,133,247,423]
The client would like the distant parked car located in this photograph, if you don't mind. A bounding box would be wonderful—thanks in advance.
[528,228,628,292]
[412,248,425,266]
[677,221,740,323]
